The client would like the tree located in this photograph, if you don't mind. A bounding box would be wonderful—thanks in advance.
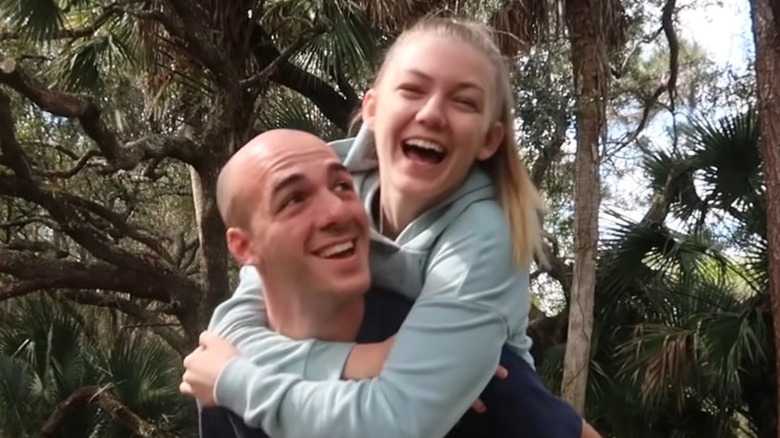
[560,0,628,412]
[536,110,775,437]
[0,0,454,353]
[749,0,780,435]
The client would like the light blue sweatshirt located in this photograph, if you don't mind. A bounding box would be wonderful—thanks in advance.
[208,126,534,438]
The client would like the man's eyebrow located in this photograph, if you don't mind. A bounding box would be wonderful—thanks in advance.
[269,162,345,199]
[270,173,305,199]
[327,162,349,176]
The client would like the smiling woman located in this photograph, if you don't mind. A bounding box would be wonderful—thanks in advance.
[194,15,596,438]
[363,33,505,235]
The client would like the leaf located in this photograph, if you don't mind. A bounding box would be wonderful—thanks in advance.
[0,0,64,41]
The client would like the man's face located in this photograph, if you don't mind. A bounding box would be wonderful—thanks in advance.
[229,136,371,299]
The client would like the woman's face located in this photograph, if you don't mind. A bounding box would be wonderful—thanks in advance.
[362,33,504,208]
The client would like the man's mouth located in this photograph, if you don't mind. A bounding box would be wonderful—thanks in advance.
[316,240,356,259]
[402,138,446,164]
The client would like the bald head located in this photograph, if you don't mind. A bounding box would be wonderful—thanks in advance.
[216,129,337,229]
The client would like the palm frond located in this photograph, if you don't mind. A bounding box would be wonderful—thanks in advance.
[97,331,194,433]
[0,0,64,41]
[0,355,36,437]
[257,87,344,140]
[683,109,761,216]
[295,1,381,83]
[489,0,549,55]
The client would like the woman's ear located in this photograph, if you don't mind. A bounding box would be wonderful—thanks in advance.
[361,89,378,130]
[476,122,505,161]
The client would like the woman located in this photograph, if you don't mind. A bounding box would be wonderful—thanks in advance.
[202,16,590,438]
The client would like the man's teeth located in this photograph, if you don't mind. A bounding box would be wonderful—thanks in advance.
[405,139,444,153]
[319,240,354,258]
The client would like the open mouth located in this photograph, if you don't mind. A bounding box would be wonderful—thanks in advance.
[316,240,356,259]
[402,139,446,164]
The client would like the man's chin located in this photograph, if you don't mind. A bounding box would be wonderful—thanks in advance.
[326,273,370,297]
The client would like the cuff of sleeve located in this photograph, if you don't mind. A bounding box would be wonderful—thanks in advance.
[303,340,355,380]
[213,355,260,413]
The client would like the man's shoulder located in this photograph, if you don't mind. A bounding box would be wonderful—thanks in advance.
[356,289,413,343]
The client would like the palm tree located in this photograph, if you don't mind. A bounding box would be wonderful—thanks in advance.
[0,294,195,437]
[536,110,775,437]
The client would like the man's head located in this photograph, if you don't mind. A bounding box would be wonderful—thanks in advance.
[217,129,371,299]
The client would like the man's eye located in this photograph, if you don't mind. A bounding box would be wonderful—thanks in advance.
[334,181,354,193]
[283,193,305,209]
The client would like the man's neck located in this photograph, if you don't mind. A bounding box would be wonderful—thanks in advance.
[263,283,364,342]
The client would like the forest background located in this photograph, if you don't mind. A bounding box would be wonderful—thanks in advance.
[1,0,778,437]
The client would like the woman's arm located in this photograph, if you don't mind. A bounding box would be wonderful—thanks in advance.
[214,204,529,438]
[209,265,354,380]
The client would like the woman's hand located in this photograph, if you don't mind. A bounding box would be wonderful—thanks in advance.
[343,336,508,413]
[471,365,508,413]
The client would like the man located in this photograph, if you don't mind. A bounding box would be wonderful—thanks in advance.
[180,129,600,438]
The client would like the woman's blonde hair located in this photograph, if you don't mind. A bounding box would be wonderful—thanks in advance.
[365,16,547,267]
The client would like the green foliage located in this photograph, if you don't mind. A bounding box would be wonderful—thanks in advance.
[0,0,765,436]
[537,109,773,438]
[0,295,195,437]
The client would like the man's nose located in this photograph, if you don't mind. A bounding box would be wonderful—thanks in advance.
[313,191,352,229]
[415,95,446,129]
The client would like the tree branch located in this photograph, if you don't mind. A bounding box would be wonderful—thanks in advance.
[333,66,361,111]
[540,230,573,294]
[531,113,570,187]
[60,193,175,264]
[250,24,352,131]
[63,290,189,355]
[641,158,696,225]
[0,3,121,42]
[6,238,69,257]
[36,149,101,178]
[41,386,180,438]
[241,25,325,89]
[0,216,55,230]
[661,0,679,111]
[124,4,227,86]
[609,0,679,154]
[0,60,199,169]
[0,248,171,302]
[0,171,167,276]
[0,91,34,180]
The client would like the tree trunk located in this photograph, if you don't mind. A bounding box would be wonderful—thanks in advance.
[750,0,780,435]
[189,161,230,334]
[560,0,605,414]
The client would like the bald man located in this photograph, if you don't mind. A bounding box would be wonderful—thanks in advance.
[182,129,599,438]
[187,129,407,437]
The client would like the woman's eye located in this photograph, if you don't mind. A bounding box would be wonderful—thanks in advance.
[399,84,425,95]
[454,97,478,109]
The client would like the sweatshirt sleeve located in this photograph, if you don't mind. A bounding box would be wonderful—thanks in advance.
[209,265,354,379]
[214,203,530,438]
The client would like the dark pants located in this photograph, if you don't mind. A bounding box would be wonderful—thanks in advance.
[200,290,582,438]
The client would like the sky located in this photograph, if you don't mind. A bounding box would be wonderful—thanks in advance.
[535,1,755,311]
[679,0,753,68]
[679,0,753,72]
[601,0,754,224]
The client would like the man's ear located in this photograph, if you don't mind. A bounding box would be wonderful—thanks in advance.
[226,227,260,266]
[361,89,378,130]
[476,122,505,161]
